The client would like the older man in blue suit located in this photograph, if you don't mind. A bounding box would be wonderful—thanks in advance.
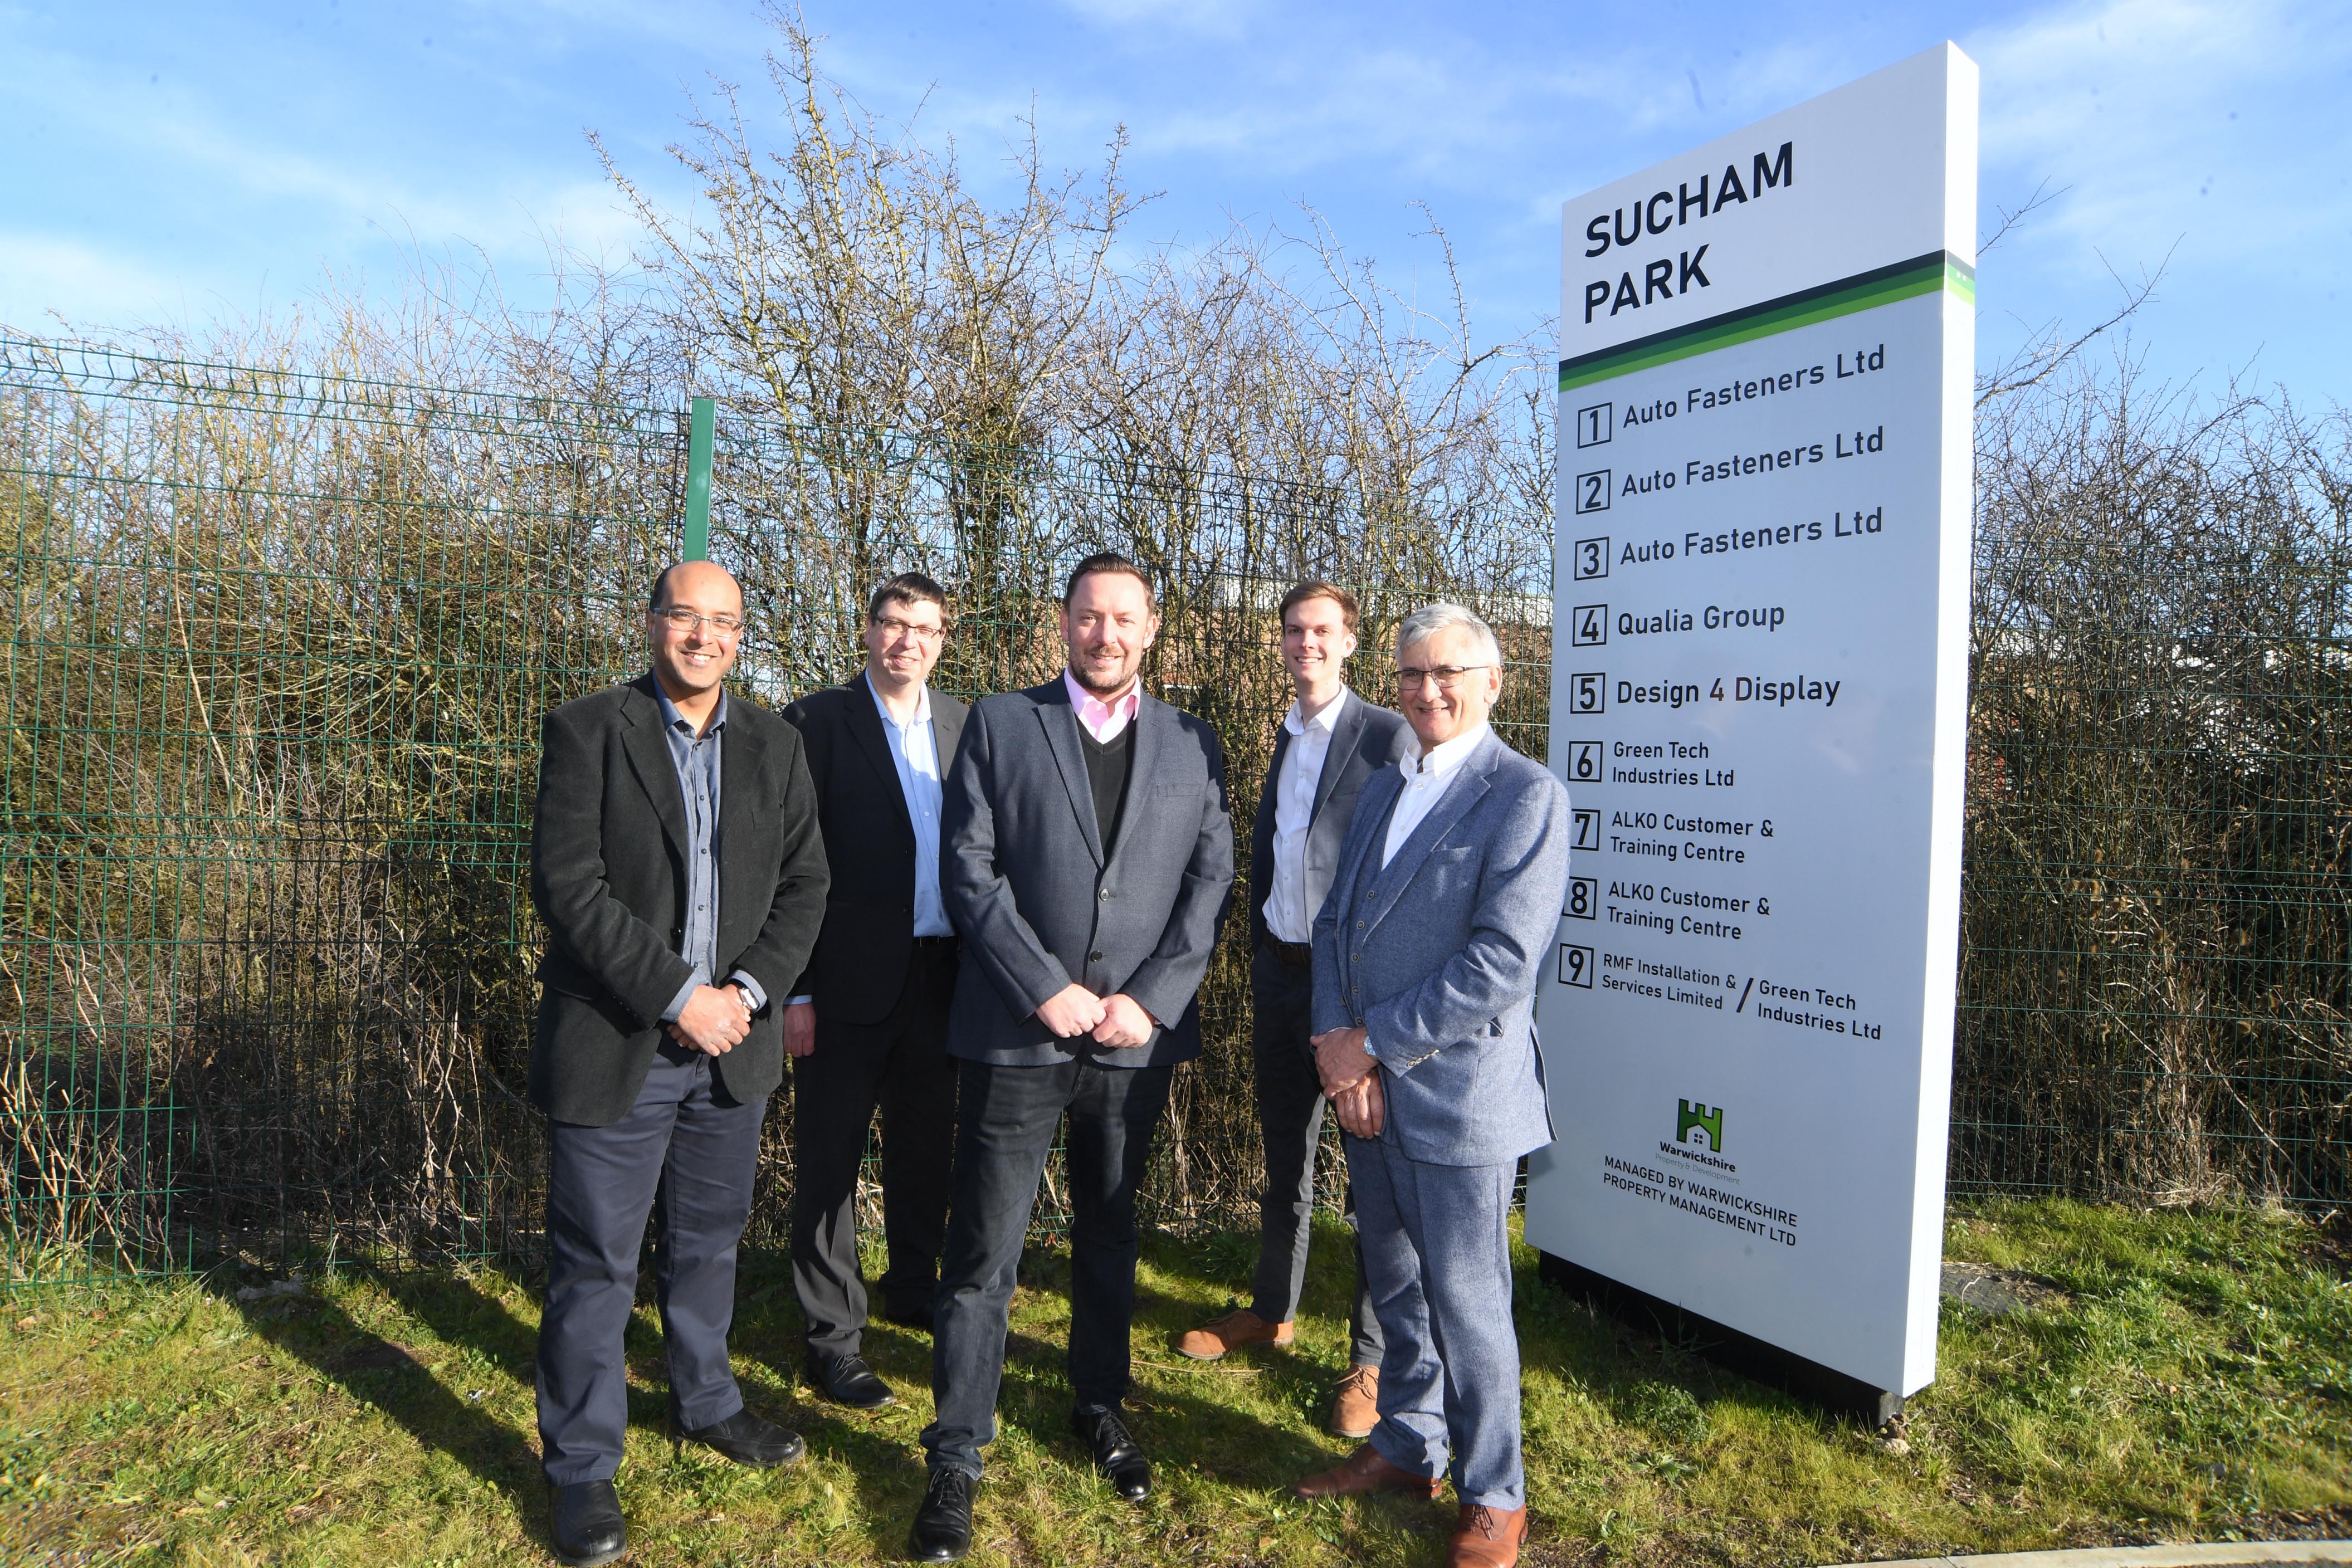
[1289,602,1571,1568]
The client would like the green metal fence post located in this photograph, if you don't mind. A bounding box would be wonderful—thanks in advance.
[683,395,715,561]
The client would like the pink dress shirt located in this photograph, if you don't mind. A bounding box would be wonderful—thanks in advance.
[1063,668,1142,743]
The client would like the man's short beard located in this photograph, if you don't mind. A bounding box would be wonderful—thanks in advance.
[1070,658,1136,698]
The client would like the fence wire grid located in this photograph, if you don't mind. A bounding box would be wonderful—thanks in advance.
[3,336,2346,1287]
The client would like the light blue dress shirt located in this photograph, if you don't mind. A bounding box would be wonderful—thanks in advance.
[869,678,954,939]
[652,682,770,1024]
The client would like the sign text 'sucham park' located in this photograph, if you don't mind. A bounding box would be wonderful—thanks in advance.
[1524,43,1979,1414]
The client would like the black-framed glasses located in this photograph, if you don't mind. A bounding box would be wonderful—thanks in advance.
[654,607,747,637]
[872,615,945,642]
[1395,663,1494,690]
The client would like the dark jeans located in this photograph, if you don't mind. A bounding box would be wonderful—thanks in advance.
[921,1055,1174,1478]
[790,942,959,1356]
[536,1043,765,1486]
[1250,946,1384,1366]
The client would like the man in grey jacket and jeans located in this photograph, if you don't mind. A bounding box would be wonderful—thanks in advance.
[910,553,1234,1563]
[1289,603,1572,1568]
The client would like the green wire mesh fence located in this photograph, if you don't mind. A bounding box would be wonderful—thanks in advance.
[0,336,1550,1282]
[4,336,2348,1287]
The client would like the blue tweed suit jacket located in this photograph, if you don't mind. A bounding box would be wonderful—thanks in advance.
[1311,728,1573,1166]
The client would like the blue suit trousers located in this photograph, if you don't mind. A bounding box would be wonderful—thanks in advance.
[1346,1131,1524,1508]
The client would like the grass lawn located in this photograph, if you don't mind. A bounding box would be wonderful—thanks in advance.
[3,1198,2349,1566]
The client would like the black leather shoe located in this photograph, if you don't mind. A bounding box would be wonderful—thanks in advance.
[670,1405,806,1468]
[907,1467,975,1562]
[548,1479,627,1566]
[806,1348,896,1409]
[1071,1406,1151,1501]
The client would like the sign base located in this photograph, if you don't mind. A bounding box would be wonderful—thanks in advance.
[1536,1251,1904,1425]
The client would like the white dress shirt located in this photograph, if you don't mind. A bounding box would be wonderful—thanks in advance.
[1381,721,1490,868]
[1064,667,1141,742]
[1260,686,1352,943]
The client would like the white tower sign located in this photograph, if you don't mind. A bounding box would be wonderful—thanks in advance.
[1524,43,1979,1406]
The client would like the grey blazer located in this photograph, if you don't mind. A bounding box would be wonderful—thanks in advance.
[1312,729,1573,1166]
[528,675,830,1125]
[942,678,1235,1068]
[1248,693,1415,952]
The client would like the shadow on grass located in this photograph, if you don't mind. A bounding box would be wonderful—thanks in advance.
[219,1266,555,1542]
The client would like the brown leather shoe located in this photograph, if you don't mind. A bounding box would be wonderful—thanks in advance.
[1174,1308,1292,1361]
[1444,1502,1529,1567]
[1328,1363,1379,1439]
[1291,1444,1443,1501]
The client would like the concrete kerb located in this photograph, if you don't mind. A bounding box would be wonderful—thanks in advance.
[1823,1544,2352,1568]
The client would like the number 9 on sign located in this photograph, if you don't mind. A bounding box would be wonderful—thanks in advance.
[1559,944,1595,988]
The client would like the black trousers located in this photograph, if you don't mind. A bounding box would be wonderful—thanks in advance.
[536,1044,765,1485]
[1249,945,1384,1367]
[790,941,959,1356]
[921,1055,1174,1478]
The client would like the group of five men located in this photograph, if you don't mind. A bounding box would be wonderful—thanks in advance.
[526,552,1571,1567]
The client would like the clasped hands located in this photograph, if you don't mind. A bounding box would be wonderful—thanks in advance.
[665,982,754,1056]
[1036,983,1157,1048]
[1311,1024,1384,1138]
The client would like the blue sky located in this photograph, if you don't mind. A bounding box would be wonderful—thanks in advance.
[3,0,2347,406]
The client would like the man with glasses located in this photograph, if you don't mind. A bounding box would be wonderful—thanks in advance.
[527,560,829,1567]
[1288,603,1570,1568]
[778,573,968,1409]
[1175,580,1411,1442]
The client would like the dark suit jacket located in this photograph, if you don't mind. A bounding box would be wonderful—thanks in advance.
[942,678,1234,1068]
[779,671,968,1024]
[1248,691,1416,952]
[528,673,830,1125]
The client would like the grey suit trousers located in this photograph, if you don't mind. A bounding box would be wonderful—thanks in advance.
[1347,1132,1524,1508]
[1249,947,1382,1364]
[536,1043,764,1484]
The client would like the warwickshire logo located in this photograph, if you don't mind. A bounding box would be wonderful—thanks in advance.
[1676,1098,1725,1153]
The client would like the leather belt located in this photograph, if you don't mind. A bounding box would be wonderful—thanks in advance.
[1263,937,1312,969]
[912,934,960,949]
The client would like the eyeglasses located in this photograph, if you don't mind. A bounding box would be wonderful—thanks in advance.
[1395,664,1494,690]
[653,607,747,637]
[872,616,945,642]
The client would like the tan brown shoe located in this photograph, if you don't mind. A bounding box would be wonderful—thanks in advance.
[1174,1308,1292,1361]
[1291,1444,1443,1501]
[1444,1502,1529,1567]
[1328,1363,1380,1439]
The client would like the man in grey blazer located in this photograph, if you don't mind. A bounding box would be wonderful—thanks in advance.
[1176,580,1413,1442]
[910,553,1234,1562]
[1289,603,1571,1568]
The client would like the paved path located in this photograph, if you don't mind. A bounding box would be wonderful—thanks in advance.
[1829,1544,2352,1568]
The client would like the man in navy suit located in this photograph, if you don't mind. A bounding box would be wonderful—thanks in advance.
[779,572,968,1410]
[1290,603,1572,1568]
[909,553,1234,1562]
[1175,582,1412,1442]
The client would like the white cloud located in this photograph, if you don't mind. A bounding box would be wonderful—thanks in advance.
[1966,0,2352,277]
[0,233,204,334]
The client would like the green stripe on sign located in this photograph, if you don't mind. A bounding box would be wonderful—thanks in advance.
[1559,251,1974,393]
